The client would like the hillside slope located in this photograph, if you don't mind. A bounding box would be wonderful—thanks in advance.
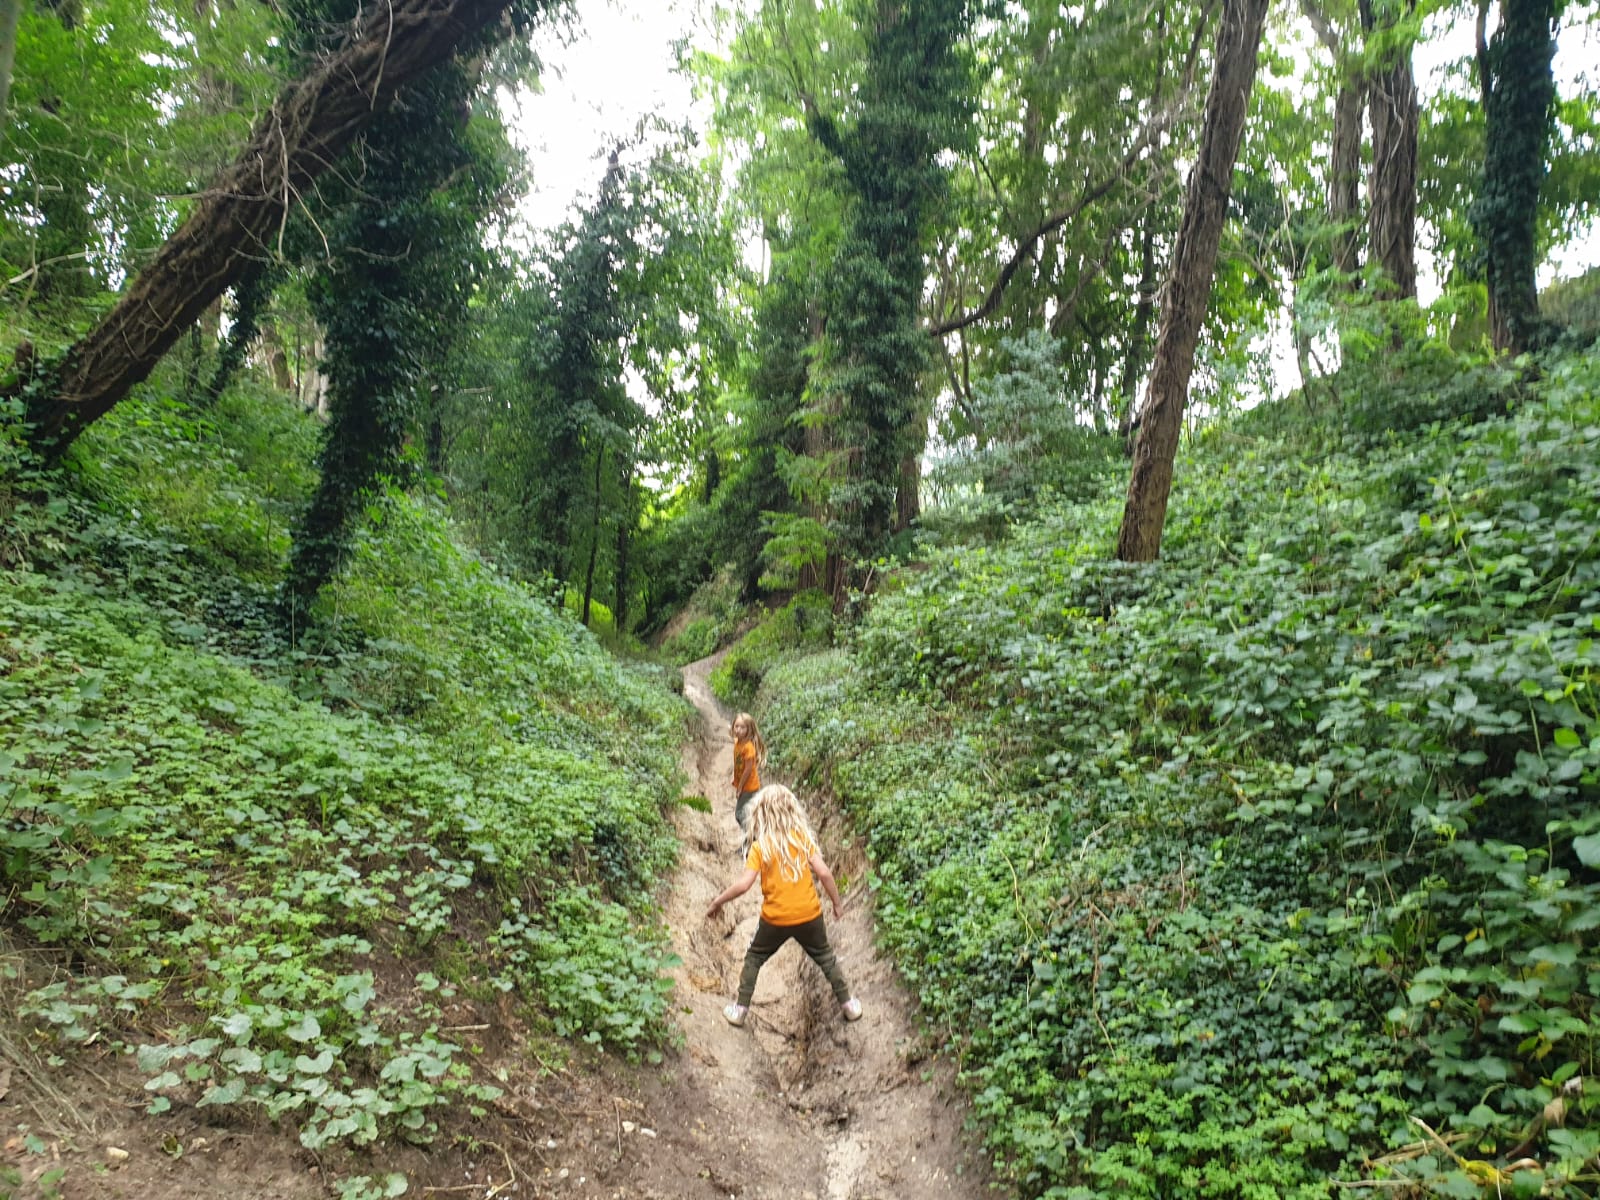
[1,385,688,1197]
[751,346,1600,1198]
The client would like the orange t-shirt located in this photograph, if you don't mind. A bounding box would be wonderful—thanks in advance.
[733,739,761,793]
[746,831,822,926]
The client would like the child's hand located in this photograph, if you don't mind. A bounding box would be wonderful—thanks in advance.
[832,900,843,920]
[705,899,723,920]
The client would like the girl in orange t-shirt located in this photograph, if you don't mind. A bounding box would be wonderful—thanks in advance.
[705,785,862,1027]
[730,712,767,833]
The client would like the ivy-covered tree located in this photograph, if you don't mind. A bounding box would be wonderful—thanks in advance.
[802,0,977,592]
[283,58,512,614]
[1473,0,1561,353]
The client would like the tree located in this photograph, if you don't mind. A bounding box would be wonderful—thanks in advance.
[1116,0,1272,563]
[1361,0,1419,299]
[0,0,18,134]
[19,0,541,457]
[284,58,509,613]
[1473,0,1560,353]
[1299,0,1365,280]
[803,0,977,590]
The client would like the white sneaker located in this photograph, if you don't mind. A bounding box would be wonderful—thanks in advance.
[723,1003,748,1027]
[841,998,863,1022]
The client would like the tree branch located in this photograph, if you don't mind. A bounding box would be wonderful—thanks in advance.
[927,0,1216,340]
[22,0,528,454]
[927,105,1183,338]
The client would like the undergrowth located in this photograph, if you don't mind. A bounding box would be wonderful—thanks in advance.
[0,382,687,1175]
[756,344,1600,1198]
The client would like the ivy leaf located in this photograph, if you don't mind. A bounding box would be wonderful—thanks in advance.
[1573,835,1600,867]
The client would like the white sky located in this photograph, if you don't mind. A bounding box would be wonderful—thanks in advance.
[502,0,705,235]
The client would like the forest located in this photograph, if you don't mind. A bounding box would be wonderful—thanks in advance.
[1,0,1599,1196]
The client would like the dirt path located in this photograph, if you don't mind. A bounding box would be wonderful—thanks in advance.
[590,656,993,1199]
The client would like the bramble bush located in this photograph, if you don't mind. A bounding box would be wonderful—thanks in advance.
[756,344,1600,1198]
[1,382,687,1166]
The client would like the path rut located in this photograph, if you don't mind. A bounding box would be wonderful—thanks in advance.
[591,656,992,1199]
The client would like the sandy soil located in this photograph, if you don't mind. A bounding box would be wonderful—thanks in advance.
[0,655,993,1199]
[582,656,992,1200]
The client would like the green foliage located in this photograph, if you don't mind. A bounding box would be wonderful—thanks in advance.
[0,383,687,1158]
[929,330,1123,534]
[757,343,1600,1197]
[710,590,832,710]
[657,568,747,665]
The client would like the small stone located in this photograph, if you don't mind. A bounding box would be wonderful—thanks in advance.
[105,1147,129,1167]
[622,1121,636,1134]
[639,1128,657,1139]
[546,1138,558,1149]
[557,1167,569,1180]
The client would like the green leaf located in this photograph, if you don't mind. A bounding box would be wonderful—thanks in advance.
[284,1014,322,1043]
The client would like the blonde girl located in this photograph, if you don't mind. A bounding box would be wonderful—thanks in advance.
[705,784,862,1027]
[730,712,767,833]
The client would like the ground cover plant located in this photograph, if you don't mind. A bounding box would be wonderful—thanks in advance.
[0,382,687,1190]
[752,342,1600,1198]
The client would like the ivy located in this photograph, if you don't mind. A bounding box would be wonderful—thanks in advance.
[758,344,1600,1197]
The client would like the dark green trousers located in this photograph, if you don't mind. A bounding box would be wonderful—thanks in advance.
[737,914,851,1006]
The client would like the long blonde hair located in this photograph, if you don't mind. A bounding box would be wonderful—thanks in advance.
[747,785,815,884]
[734,712,767,767]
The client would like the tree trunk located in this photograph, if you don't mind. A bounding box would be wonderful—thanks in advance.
[1116,0,1270,563]
[205,262,279,404]
[614,457,633,634]
[894,449,920,531]
[1362,0,1418,300]
[424,390,446,475]
[1329,76,1365,276]
[1475,0,1557,354]
[581,444,604,629]
[0,0,21,139]
[21,0,527,456]
[703,449,720,505]
[1301,0,1365,279]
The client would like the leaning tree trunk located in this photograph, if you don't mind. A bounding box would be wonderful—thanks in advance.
[20,0,524,456]
[1116,0,1271,563]
[1475,0,1558,354]
[1362,0,1418,300]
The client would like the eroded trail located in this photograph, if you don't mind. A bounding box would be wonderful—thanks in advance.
[598,656,992,1199]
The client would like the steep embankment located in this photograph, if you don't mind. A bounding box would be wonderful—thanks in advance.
[751,347,1600,1198]
[587,655,990,1200]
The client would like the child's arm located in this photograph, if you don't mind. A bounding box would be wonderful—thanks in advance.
[809,853,844,920]
[705,868,759,919]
